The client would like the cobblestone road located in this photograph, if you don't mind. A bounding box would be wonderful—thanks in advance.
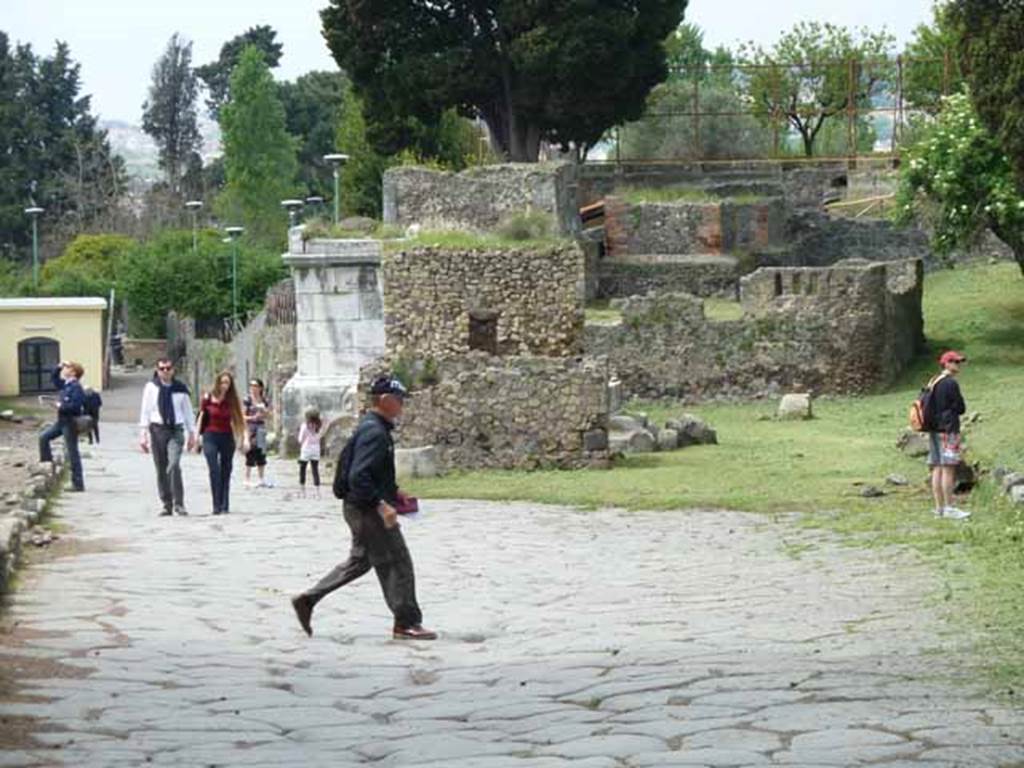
[1,423,1022,767]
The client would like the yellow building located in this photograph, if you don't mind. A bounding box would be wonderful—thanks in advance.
[0,298,107,396]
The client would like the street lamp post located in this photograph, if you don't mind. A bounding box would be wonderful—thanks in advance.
[305,195,324,220]
[24,207,44,289]
[225,226,244,325]
[281,199,304,228]
[185,200,203,253]
[323,153,349,225]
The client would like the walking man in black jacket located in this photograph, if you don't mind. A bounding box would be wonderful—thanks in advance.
[291,375,437,641]
[928,351,970,520]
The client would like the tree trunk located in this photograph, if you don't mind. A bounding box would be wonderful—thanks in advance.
[480,106,542,162]
[991,223,1024,276]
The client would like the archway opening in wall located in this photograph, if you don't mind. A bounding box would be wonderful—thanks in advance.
[18,337,61,394]
[468,310,500,355]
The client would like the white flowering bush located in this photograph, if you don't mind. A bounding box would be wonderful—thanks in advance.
[896,93,1024,273]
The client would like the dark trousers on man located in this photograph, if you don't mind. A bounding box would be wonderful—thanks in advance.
[39,418,83,491]
[150,424,185,512]
[202,432,235,513]
[302,501,422,628]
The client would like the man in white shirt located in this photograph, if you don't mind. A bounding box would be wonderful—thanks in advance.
[138,358,196,516]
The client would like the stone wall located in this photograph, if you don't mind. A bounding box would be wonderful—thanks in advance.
[360,354,611,471]
[383,163,579,236]
[605,197,787,257]
[785,212,933,268]
[382,245,585,358]
[597,254,741,300]
[121,339,167,368]
[585,259,924,400]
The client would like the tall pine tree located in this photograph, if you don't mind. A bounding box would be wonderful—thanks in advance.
[142,33,201,193]
[217,45,298,245]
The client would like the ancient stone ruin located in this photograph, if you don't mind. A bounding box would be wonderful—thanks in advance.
[177,160,932,472]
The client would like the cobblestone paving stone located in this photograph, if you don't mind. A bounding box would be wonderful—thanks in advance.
[1,424,1022,767]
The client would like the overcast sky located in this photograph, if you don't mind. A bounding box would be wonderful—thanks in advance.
[4,0,936,124]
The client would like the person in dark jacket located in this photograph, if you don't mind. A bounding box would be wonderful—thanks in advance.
[928,351,970,520]
[291,375,437,641]
[39,361,87,492]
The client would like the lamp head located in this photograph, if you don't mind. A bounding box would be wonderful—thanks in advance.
[225,226,244,240]
[280,199,305,212]
[24,207,44,217]
[323,153,349,167]
[185,200,204,211]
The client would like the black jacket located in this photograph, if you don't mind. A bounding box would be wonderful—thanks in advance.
[931,375,966,434]
[51,366,85,420]
[346,412,399,510]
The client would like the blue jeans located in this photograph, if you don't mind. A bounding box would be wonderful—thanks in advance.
[39,418,83,490]
[202,432,235,513]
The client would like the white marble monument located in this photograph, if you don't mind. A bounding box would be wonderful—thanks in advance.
[281,228,386,453]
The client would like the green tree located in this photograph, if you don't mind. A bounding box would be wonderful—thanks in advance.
[740,22,895,157]
[322,0,689,162]
[895,93,1024,274]
[0,35,124,262]
[902,2,963,114]
[40,233,134,298]
[142,33,201,192]
[119,229,286,337]
[196,25,283,120]
[949,0,1024,193]
[336,84,389,218]
[620,26,770,160]
[278,70,350,197]
[217,46,299,246]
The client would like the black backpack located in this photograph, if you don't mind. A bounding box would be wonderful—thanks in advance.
[332,424,366,500]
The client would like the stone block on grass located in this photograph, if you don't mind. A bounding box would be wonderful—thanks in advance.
[395,446,439,480]
[778,393,813,420]
[657,428,680,452]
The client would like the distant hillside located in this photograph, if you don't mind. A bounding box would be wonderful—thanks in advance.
[102,118,222,184]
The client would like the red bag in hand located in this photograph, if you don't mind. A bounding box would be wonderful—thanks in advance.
[395,492,420,516]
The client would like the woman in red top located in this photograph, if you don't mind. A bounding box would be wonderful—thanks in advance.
[196,371,247,515]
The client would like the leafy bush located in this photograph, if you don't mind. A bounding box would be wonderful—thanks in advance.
[41,233,135,299]
[119,229,286,337]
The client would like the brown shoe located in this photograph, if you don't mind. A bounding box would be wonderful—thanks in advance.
[393,624,438,641]
[291,595,313,637]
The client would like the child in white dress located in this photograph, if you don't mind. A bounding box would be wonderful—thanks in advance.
[298,408,324,498]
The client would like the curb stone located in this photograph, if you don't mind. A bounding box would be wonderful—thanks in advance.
[0,460,61,594]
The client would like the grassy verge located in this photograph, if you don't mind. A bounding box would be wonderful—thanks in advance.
[410,262,1024,685]
[619,186,772,206]
[383,229,570,253]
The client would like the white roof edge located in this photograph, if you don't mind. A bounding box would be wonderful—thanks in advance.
[0,297,108,310]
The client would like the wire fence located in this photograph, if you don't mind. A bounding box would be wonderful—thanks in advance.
[602,52,958,165]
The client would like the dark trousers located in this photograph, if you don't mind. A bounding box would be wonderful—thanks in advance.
[303,501,423,628]
[39,418,83,490]
[202,432,235,513]
[298,460,320,486]
[150,424,185,511]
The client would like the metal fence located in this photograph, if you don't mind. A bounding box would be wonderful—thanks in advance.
[604,53,958,165]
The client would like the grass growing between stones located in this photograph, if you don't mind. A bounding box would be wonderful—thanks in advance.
[410,262,1024,685]
[619,186,773,206]
[383,229,571,252]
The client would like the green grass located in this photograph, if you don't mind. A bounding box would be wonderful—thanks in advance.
[703,297,744,322]
[619,186,772,206]
[383,229,570,252]
[410,262,1024,686]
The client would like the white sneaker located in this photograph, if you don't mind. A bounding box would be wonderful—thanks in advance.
[943,506,972,520]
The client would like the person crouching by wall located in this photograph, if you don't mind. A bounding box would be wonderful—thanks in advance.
[196,371,247,515]
[39,361,86,492]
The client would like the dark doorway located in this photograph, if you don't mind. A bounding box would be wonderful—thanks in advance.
[468,310,500,355]
[19,337,61,394]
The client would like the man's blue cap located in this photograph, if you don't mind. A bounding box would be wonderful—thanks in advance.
[370,375,408,399]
